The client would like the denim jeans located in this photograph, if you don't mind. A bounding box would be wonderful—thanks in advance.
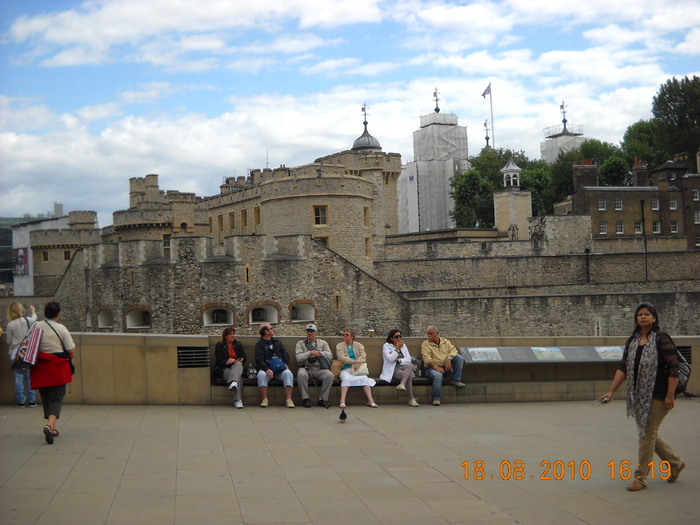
[14,369,36,404]
[424,354,464,400]
[256,368,294,387]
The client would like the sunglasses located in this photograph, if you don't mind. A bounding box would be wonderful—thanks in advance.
[392,334,403,339]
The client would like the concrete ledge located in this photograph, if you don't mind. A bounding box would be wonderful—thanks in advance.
[211,380,627,406]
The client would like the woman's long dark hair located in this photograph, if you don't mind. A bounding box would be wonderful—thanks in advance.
[632,302,660,335]
[385,328,402,345]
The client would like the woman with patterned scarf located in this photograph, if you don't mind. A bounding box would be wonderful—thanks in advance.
[597,303,685,491]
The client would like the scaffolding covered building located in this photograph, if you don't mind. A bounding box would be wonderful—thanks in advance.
[398,105,469,233]
[540,101,586,163]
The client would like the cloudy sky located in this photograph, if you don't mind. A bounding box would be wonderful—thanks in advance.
[2,0,699,227]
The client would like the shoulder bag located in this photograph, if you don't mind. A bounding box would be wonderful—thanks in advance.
[266,344,286,373]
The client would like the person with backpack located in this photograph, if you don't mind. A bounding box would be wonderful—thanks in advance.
[597,302,685,491]
[6,302,38,408]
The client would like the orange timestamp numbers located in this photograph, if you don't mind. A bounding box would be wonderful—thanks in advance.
[462,460,672,481]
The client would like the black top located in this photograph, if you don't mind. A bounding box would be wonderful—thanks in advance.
[214,340,247,369]
[254,337,290,371]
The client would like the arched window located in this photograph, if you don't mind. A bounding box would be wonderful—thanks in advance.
[290,303,314,322]
[98,308,114,328]
[250,306,278,324]
[126,307,152,329]
[203,307,233,326]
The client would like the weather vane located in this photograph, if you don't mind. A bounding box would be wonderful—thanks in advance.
[361,104,368,123]
[560,100,568,131]
[433,87,440,113]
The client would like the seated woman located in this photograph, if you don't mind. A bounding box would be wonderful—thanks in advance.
[336,327,377,408]
[381,329,419,407]
[214,327,247,409]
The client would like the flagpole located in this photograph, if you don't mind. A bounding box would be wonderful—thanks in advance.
[489,83,495,149]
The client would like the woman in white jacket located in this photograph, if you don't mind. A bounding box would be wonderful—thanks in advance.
[381,329,419,407]
[6,302,37,408]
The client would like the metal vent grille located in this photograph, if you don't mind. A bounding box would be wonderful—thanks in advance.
[177,346,210,369]
[678,346,691,365]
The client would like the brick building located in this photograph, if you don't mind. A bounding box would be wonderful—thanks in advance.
[571,152,700,250]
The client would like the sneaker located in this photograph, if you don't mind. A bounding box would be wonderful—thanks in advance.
[396,383,406,391]
[234,400,243,409]
[432,399,441,406]
[453,381,466,388]
[228,381,238,391]
[28,401,38,408]
[302,398,311,408]
[286,399,295,408]
[15,403,25,408]
[408,399,419,407]
[260,398,269,408]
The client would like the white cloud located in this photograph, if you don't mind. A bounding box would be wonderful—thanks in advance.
[0,96,56,132]
[239,34,344,55]
[226,57,278,73]
[302,58,362,75]
[347,62,400,76]
[119,82,177,105]
[75,102,123,122]
[675,27,700,55]
[8,0,384,67]
[583,25,645,48]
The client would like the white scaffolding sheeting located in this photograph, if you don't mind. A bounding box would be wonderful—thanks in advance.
[540,134,586,164]
[399,111,468,233]
[414,124,468,162]
[398,164,418,234]
[416,159,457,231]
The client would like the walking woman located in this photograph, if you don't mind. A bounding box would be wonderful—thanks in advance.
[381,329,419,407]
[597,302,685,491]
[6,302,38,408]
[30,302,75,444]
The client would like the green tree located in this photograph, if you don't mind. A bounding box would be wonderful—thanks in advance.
[598,156,629,186]
[620,119,668,169]
[520,168,554,216]
[451,147,549,227]
[652,75,700,172]
[450,168,495,227]
[578,139,622,166]
[549,148,581,203]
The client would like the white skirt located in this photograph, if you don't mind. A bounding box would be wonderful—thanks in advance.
[339,368,376,388]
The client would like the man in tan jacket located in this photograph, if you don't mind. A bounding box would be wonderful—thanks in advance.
[421,326,465,406]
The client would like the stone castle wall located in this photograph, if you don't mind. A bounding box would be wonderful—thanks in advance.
[374,250,700,293]
[407,290,700,338]
[53,234,409,337]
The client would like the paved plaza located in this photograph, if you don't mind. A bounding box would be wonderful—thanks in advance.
[0,399,698,525]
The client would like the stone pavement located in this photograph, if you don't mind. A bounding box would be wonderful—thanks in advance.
[0,399,698,525]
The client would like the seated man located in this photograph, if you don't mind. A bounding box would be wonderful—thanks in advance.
[420,325,465,406]
[255,323,295,408]
[295,324,334,408]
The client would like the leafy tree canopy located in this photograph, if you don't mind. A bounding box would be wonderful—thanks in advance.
[652,75,700,172]
[451,147,552,227]
[598,156,630,187]
[621,119,668,169]
[450,168,497,228]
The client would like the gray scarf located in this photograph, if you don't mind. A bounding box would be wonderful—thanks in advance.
[625,332,658,436]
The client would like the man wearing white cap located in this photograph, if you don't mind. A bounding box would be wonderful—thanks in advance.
[295,324,334,407]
